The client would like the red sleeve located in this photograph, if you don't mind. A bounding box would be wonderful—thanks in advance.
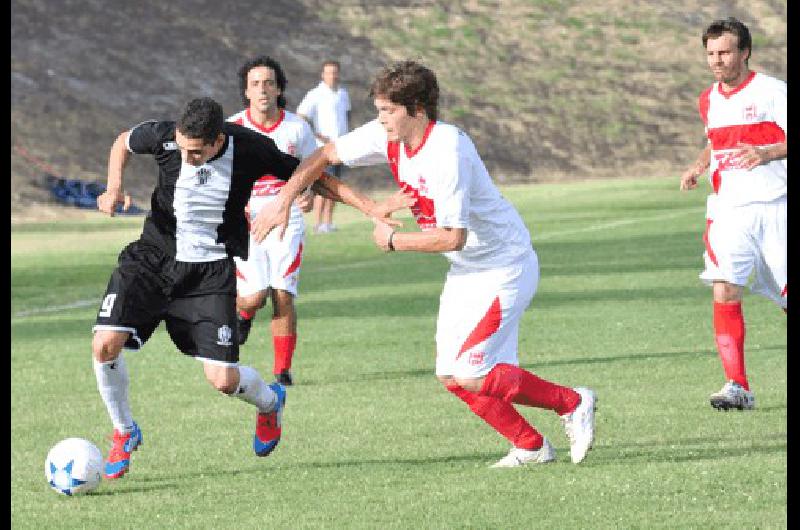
[698,86,712,126]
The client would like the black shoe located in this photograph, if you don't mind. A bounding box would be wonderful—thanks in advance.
[237,316,253,345]
[276,370,293,386]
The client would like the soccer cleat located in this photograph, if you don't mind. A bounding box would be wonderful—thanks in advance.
[237,315,253,345]
[104,422,142,479]
[490,438,556,468]
[710,381,755,411]
[254,382,286,457]
[560,387,596,464]
[276,370,293,386]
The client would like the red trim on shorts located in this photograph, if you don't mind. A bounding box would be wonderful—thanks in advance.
[456,297,503,360]
[283,242,304,278]
[703,219,719,266]
[781,284,787,297]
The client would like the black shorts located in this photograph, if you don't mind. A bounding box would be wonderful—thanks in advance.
[93,240,239,364]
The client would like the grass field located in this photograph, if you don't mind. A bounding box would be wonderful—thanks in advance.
[11,177,786,528]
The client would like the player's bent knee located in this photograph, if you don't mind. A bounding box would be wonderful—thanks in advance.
[204,364,240,395]
[91,331,126,362]
[238,291,267,314]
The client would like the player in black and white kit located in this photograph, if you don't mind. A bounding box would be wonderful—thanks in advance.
[91,97,378,479]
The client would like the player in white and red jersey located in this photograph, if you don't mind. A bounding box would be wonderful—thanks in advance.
[252,60,597,468]
[680,18,786,411]
[228,56,318,385]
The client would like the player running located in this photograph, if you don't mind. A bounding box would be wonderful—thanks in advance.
[252,61,597,468]
[92,97,386,478]
[680,17,786,411]
[228,56,317,386]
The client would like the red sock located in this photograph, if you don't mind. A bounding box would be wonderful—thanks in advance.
[480,363,580,416]
[273,335,296,374]
[239,309,255,320]
[713,301,748,390]
[446,384,542,450]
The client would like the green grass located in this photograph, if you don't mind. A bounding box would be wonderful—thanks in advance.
[11,177,786,528]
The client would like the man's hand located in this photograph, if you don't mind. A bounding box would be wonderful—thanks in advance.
[679,165,702,191]
[733,141,770,170]
[251,198,291,243]
[295,188,314,213]
[374,189,417,218]
[372,218,396,252]
[97,188,131,216]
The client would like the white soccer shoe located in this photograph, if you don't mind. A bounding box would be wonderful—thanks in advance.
[560,387,596,464]
[490,437,556,468]
[709,381,755,411]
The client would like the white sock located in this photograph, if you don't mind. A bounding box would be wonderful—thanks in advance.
[93,355,134,433]
[233,366,278,413]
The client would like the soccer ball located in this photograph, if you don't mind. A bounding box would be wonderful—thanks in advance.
[45,438,103,496]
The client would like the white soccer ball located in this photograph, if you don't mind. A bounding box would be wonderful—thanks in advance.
[44,438,103,496]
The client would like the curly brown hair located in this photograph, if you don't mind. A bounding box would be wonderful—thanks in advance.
[369,60,439,121]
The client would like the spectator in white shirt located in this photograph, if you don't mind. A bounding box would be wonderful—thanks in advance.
[297,60,351,233]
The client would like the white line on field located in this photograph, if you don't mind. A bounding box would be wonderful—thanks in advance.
[13,207,703,318]
[13,299,98,319]
[533,207,704,240]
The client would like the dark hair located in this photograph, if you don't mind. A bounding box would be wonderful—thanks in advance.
[176,97,224,145]
[322,60,340,71]
[369,60,439,121]
[703,17,752,62]
[237,55,287,108]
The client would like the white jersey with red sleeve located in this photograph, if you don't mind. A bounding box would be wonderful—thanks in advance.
[335,119,533,270]
[227,109,317,221]
[700,71,786,207]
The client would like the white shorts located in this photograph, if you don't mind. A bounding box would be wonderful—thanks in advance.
[700,194,787,308]
[435,251,539,378]
[234,204,305,297]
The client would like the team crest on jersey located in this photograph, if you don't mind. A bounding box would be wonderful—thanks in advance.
[216,325,233,346]
[418,176,429,195]
[743,104,758,122]
[468,351,485,366]
[287,143,296,156]
[195,168,212,185]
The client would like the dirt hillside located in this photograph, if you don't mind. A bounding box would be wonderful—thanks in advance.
[10,0,786,219]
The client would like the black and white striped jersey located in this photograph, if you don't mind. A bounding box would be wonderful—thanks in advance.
[126,120,300,262]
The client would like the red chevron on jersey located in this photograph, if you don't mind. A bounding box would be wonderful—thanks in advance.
[387,141,437,230]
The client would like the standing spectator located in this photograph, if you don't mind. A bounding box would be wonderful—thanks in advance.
[297,60,351,234]
[680,17,786,411]
[228,55,318,385]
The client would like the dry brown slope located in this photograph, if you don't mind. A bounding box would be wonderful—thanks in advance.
[11,0,786,217]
